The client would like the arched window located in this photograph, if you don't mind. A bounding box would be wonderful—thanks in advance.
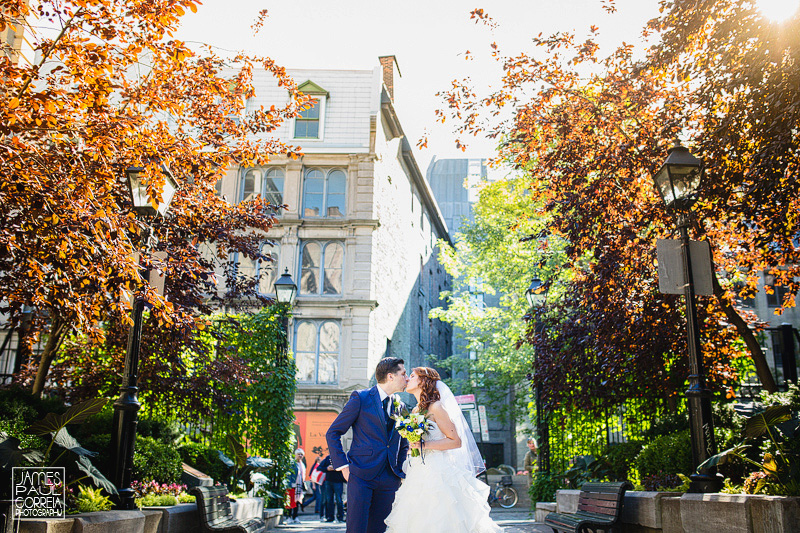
[294,320,340,384]
[233,245,279,296]
[240,167,285,207]
[300,241,343,295]
[257,245,280,295]
[302,168,346,217]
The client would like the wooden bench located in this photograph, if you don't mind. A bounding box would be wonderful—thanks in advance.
[191,486,267,533]
[545,481,632,533]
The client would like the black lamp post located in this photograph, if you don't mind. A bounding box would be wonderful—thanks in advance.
[652,142,722,493]
[273,268,297,364]
[111,166,178,510]
[526,277,550,474]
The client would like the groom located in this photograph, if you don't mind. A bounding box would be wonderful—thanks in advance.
[326,357,409,533]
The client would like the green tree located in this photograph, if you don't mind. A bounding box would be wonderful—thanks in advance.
[431,174,566,422]
[435,2,796,407]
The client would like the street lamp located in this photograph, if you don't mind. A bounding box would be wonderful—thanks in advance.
[111,166,178,510]
[526,277,548,309]
[652,141,722,493]
[525,277,550,474]
[273,268,297,364]
[125,166,178,217]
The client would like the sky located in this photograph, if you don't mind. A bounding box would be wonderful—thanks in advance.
[174,1,662,171]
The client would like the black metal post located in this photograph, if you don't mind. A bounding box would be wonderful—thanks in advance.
[779,324,797,386]
[678,215,722,493]
[111,267,149,509]
[534,317,550,474]
[278,304,289,365]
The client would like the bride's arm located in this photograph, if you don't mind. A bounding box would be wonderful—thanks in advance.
[411,401,462,451]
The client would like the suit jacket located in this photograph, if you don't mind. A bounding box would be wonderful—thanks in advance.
[325,386,409,481]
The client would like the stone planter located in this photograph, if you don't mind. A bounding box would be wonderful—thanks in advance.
[666,493,800,533]
[263,509,282,529]
[535,501,556,522]
[17,518,75,533]
[555,489,580,514]
[15,497,277,533]
[621,491,682,532]
[555,489,800,533]
[140,504,197,533]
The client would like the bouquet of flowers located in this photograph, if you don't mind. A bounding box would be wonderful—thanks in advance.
[393,412,431,457]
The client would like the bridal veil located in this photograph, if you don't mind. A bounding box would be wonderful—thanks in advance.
[435,380,486,476]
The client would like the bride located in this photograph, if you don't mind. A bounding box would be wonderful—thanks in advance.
[384,367,502,533]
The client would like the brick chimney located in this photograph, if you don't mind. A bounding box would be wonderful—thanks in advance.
[378,55,401,102]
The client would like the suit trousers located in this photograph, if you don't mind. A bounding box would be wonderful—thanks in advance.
[345,463,401,533]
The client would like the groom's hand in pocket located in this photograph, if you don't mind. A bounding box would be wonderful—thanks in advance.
[341,466,349,481]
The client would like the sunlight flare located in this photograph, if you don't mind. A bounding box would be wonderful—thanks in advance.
[754,0,800,21]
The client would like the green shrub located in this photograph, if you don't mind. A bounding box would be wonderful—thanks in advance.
[602,441,644,482]
[136,493,178,508]
[79,433,113,479]
[74,408,114,440]
[0,389,55,451]
[133,436,182,484]
[177,492,196,503]
[529,471,562,504]
[179,442,227,483]
[635,430,693,479]
[642,412,689,440]
[74,486,113,513]
[137,416,181,444]
[563,455,613,488]
[78,409,181,445]
[0,387,66,421]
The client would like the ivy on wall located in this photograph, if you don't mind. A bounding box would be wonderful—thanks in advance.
[211,305,297,506]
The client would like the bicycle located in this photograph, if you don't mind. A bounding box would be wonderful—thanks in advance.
[483,473,518,508]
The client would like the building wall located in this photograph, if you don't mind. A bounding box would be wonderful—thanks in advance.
[736,272,800,389]
[1,0,37,66]
[215,59,452,458]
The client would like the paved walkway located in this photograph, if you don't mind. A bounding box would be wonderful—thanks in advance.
[276,507,551,533]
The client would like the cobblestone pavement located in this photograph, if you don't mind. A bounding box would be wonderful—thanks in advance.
[275,507,551,533]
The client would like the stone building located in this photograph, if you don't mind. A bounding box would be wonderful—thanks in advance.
[0,0,36,66]
[734,272,800,393]
[214,56,452,457]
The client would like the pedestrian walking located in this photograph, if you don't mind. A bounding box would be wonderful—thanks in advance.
[285,448,307,524]
[319,454,345,523]
[304,455,324,515]
[523,437,538,486]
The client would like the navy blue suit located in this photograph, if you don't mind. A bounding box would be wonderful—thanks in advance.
[326,386,408,533]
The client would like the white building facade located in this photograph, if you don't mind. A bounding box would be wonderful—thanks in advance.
[215,57,452,456]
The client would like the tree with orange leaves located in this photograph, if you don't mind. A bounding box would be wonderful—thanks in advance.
[438,1,800,404]
[0,0,309,396]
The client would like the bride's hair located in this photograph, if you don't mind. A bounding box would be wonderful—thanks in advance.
[413,367,441,412]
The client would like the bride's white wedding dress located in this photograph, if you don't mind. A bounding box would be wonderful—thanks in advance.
[384,419,502,533]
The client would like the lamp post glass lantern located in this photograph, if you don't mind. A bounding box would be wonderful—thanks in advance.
[526,277,548,308]
[652,143,703,210]
[651,142,722,493]
[274,268,297,305]
[526,277,550,474]
[111,166,178,509]
[125,166,178,217]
